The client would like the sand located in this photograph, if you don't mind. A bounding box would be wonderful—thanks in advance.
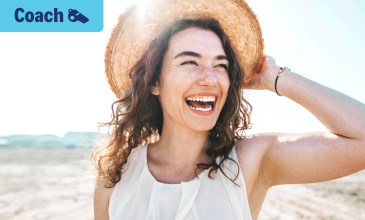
[1,148,364,220]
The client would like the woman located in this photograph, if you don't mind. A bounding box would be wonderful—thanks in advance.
[92,0,365,219]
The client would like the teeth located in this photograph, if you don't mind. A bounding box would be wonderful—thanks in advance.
[186,96,216,102]
[188,105,213,112]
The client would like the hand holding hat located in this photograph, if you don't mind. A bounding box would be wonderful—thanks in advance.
[243,55,283,91]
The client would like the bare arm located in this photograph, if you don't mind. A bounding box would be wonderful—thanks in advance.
[94,178,114,220]
[262,131,365,186]
[243,55,365,187]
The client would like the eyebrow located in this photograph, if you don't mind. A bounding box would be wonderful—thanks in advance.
[173,51,228,61]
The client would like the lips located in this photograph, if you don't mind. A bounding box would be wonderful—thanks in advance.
[184,92,218,116]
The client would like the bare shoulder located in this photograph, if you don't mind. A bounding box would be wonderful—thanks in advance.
[235,133,273,161]
[94,177,115,220]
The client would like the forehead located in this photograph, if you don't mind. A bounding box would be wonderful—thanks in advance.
[167,27,226,57]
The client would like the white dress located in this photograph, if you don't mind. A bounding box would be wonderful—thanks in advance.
[109,143,253,220]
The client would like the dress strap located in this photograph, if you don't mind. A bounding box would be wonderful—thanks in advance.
[219,145,253,220]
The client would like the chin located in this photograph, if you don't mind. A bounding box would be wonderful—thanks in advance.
[189,120,217,132]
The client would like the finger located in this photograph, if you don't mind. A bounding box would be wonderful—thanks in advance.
[243,74,258,90]
[256,56,266,74]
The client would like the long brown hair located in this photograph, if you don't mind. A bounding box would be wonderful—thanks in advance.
[91,18,253,187]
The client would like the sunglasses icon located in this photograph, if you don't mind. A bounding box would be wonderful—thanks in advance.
[68,9,89,24]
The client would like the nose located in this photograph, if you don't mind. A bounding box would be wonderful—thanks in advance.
[197,66,218,88]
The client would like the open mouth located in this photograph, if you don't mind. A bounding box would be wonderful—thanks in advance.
[185,96,217,112]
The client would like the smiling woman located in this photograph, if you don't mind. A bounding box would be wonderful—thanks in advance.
[91,0,365,220]
[92,18,254,219]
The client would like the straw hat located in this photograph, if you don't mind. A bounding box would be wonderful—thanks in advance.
[105,0,265,99]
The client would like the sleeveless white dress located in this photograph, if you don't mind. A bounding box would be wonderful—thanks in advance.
[109,143,252,220]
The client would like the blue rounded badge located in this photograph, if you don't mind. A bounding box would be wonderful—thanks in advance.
[0,0,103,32]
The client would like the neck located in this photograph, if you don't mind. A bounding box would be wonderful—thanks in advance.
[149,120,211,170]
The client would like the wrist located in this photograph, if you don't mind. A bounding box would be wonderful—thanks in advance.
[264,66,281,92]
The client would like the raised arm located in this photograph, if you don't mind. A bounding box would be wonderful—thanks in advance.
[243,55,365,187]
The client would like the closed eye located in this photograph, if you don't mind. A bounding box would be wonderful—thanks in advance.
[216,64,228,70]
[180,60,198,66]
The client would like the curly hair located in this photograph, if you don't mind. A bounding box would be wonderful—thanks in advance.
[91,17,253,188]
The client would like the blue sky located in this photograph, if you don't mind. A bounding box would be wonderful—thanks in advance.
[0,0,364,136]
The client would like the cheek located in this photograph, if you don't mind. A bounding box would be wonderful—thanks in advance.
[163,67,198,91]
[219,73,231,93]
[158,74,188,107]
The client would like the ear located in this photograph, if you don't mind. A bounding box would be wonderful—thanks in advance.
[151,81,160,96]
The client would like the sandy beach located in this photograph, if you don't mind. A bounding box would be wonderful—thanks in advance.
[1,148,364,220]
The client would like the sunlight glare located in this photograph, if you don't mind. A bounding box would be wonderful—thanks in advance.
[134,0,155,21]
